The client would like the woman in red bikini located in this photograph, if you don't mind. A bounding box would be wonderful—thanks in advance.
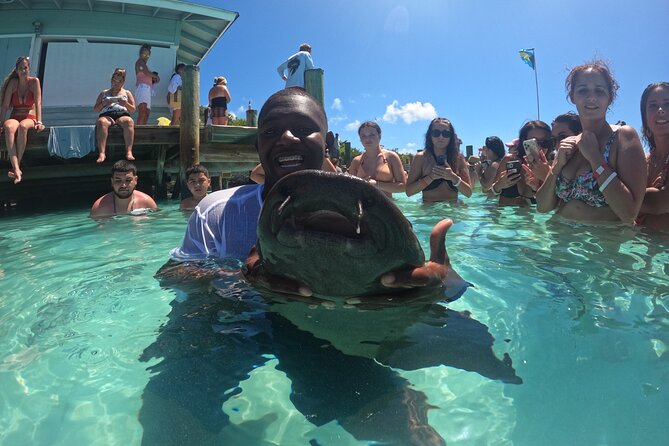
[637,82,669,230]
[0,56,45,184]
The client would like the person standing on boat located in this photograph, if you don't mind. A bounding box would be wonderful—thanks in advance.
[0,56,45,184]
[90,160,158,218]
[93,68,136,163]
[277,43,314,89]
[134,44,159,125]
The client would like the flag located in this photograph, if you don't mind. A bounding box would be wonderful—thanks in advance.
[519,49,535,70]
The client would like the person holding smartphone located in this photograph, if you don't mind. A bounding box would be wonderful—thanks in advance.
[491,120,552,206]
[406,117,472,201]
[94,68,136,163]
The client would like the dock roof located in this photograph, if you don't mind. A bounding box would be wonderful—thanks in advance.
[0,0,239,65]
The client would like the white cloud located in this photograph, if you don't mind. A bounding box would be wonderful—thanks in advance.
[406,143,416,148]
[331,98,343,111]
[382,100,437,125]
[345,120,361,132]
[236,106,245,115]
[329,114,348,125]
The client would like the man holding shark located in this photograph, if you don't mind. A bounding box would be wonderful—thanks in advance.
[169,88,449,295]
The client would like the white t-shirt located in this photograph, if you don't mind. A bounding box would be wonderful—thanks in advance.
[170,184,264,261]
[277,51,314,88]
[167,74,182,94]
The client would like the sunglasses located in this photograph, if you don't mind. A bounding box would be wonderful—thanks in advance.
[430,129,452,138]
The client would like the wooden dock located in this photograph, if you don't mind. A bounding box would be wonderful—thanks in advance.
[0,124,259,204]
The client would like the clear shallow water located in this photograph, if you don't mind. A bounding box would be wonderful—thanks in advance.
[0,194,668,446]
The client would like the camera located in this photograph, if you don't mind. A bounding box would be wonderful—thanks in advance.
[506,160,521,174]
[436,154,447,166]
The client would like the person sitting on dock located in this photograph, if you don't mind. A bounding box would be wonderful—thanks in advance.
[180,164,211,211]
[90,160,158,218]
[94,68,136,163]
[167,63,185,126]
[1,56,46,184]
[277,43,314,89]
[134,44,159,125]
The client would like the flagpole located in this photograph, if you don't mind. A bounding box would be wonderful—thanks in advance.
[531,48,540,120]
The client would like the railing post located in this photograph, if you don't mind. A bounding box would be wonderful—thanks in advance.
[179,64,200,197]
[305,68,324,107]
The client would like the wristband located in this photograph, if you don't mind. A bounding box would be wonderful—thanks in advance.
[491,184,501,195]
[453,178,462,187]
[593,162,609,180]
[599,171,617,192]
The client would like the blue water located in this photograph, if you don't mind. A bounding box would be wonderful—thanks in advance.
[1,193,668,445]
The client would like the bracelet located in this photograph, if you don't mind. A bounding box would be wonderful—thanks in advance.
[491,183,501,195]
[599,171,617,192]
[453,177,462,187]
[593,162,609,180]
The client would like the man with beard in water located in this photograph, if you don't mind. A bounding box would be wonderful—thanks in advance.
[168,88,448,294]
[90,160,158,217]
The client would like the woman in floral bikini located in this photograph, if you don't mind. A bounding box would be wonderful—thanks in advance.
[534,61,646,225]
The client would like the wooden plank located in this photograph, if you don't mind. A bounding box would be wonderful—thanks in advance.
[206,125,257,144]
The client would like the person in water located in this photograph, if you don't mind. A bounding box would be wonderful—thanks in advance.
[348,121,406,197]
[180,164,211,211]
[90,160,158,218]
[169,88,447,295]
[0,56,45,184]
[406,117,472,201]
[534,60,646,224]
[637,82,669,229]
[93,68,136,163]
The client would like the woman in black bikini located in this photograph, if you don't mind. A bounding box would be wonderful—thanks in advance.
[406,117,471,201]
[93,68,136,163]
[492,120,551,207]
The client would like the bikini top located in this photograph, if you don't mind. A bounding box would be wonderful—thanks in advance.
[11,89,35,108]
[357,150,388,179]
[555,130,617,208]
[423,152,456,192]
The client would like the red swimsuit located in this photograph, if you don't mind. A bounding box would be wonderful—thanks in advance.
[10,89,37,122]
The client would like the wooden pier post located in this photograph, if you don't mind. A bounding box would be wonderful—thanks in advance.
[305,68,324,107]
[179,64,200,195]
[245,108,258,127]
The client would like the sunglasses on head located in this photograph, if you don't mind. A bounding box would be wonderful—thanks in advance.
[430,129,452,138]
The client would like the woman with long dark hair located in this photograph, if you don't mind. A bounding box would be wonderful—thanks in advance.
[406,117,471,201]
[637,82,669,229]
[491,120,551,206]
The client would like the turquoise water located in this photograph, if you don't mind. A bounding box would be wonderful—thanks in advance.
[1,194,668,445]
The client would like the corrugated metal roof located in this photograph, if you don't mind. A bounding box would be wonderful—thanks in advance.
[0,0,239,65]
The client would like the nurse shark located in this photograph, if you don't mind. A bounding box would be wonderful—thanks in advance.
[144,171,521,446]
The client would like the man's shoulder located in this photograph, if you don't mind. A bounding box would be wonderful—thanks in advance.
[195,184,262,214]
[133,190,158,208]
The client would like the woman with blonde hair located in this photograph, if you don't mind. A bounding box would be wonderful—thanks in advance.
[208,76,232,125]
[0,56,45,184]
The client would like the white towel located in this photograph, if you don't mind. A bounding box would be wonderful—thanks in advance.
[47,126,96,159]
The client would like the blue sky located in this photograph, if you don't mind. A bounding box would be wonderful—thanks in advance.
[192,0,667,154]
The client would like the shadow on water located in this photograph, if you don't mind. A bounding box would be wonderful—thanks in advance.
[138,270,522,446]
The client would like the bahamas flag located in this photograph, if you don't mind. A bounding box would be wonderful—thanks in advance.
[519,49,535,70]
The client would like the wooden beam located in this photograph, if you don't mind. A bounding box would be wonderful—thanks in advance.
[180,65,200,179]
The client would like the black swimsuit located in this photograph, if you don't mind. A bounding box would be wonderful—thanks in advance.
[424,152,457,192]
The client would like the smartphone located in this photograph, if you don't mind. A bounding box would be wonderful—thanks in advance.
[506,160,521,175]
[436,155,447,166]
[108,96,120,103]
[523,138,541,161]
